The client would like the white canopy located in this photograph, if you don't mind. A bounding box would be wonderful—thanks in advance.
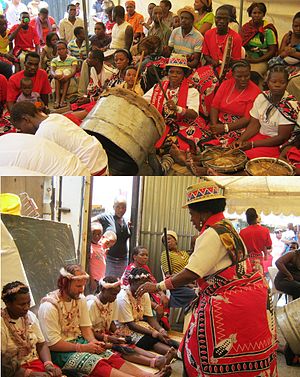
[211,177,300,216]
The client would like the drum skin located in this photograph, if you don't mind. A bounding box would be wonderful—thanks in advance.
[276,298,300,354]
[81,87,165,175]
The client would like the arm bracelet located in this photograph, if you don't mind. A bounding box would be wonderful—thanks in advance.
[156,281,167,291]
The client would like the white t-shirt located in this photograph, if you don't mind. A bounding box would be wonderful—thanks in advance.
[0,133,90,176]
[1,310,44,364]
[143,85,199,114]
[186,227,232,278]
[38,295,92,346]
[6,2,28,27]
[36,114,108,174]
[250,93,298,137]
[116,288,153,324]
[87,295,117,332]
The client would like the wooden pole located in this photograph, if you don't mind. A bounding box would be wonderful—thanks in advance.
[163,227,172,275]
[133,50,144,91]
[82,0,90,59]
[239,0,244,33]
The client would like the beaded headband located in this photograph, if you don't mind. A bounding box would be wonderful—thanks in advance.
[1,284,28,299]
[99,279,121,289]
[60,268,89,280]
[129,273,150,280]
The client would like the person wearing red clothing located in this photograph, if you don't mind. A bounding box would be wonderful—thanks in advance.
[208,59,261,146]
[240,207,272,274]
[202,5,242,74]
[7,52,51,111]
[121,246,170,330]
[30,8,56,46]
[9,11,40,69]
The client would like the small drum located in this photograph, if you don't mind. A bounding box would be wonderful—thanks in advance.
[81,87,165,175]
[202,147,247,173]
[245,158,295,176]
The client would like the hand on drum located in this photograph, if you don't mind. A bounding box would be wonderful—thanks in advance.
[136,282,157,297]
[230,140,251,151]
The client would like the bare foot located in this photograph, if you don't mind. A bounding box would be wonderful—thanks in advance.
[169,144,186,165]
[165,347,177,363]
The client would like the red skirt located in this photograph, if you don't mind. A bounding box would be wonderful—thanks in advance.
[245,133,280,159]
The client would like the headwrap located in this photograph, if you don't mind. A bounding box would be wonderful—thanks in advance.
[161,230,178,242]
[59,267,89,280]
[125,1,135,7]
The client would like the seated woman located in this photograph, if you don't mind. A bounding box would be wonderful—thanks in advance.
[1,281,62,377]
[161,231,196,308]
[122,246,170,330]
[116,267,178,355]
[117,65,144,95]
[280,129,300,175]
[241,2,278,86]
[193,0,214,36]
[105,49,132,88]
[87,276,175,370]
[208,59,261,146]
[279,12,300,101]
[40,32,58,73]
[232,65,299,160]
[50,40,77,109]
[143,54,204,174]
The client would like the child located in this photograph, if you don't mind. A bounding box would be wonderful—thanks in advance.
[105,7,116,35]
[116,267,179,355]
[118,65,144,95]
[87,276,176,370]
[171,15,180,30]
[40,32,58,72]
[90,22,111,51]
[122,246,170,330]
[68,26,89,68]
[50,40,77,109]
[16,77,40,103]
[89,222,117,292]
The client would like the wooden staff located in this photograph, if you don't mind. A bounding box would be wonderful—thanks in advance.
[133,50,145,92]
[163,227,172,276]
[151,65,168,101]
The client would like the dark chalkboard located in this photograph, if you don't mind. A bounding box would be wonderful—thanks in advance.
[1,214,77,307]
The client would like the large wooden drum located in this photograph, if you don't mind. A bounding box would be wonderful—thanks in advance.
[276,298,300,354]
[81,87,165,175]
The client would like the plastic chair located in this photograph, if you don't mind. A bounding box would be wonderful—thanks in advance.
[268,266,293,307]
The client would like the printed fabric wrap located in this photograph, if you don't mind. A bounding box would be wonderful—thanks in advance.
[183,220,278,377]
[51,336,114,374]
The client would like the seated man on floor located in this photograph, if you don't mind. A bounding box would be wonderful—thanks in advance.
[38,264,172,377]
[9,11,40,69]
[6,51,51,111]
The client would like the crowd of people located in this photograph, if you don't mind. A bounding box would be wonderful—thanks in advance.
[0,1,300,175]
[3,180,300,376]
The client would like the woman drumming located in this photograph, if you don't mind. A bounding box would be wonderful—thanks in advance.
[208,60,261,146]
[193,0,214,36]
[137,179,278,377]
[143,54,202,154]
[241,2,278,86]
[233,65,300,160]
[1,281,62,377]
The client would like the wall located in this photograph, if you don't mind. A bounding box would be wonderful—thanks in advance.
[139,176,198,280]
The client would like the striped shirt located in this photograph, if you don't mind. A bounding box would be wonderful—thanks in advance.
[168,26,203,55]
[50,55,77,74]
[161,250,190,275]
[67,39,89,62]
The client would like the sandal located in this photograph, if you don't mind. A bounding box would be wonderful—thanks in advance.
[60,101,68,108]
[53,102,60,109]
